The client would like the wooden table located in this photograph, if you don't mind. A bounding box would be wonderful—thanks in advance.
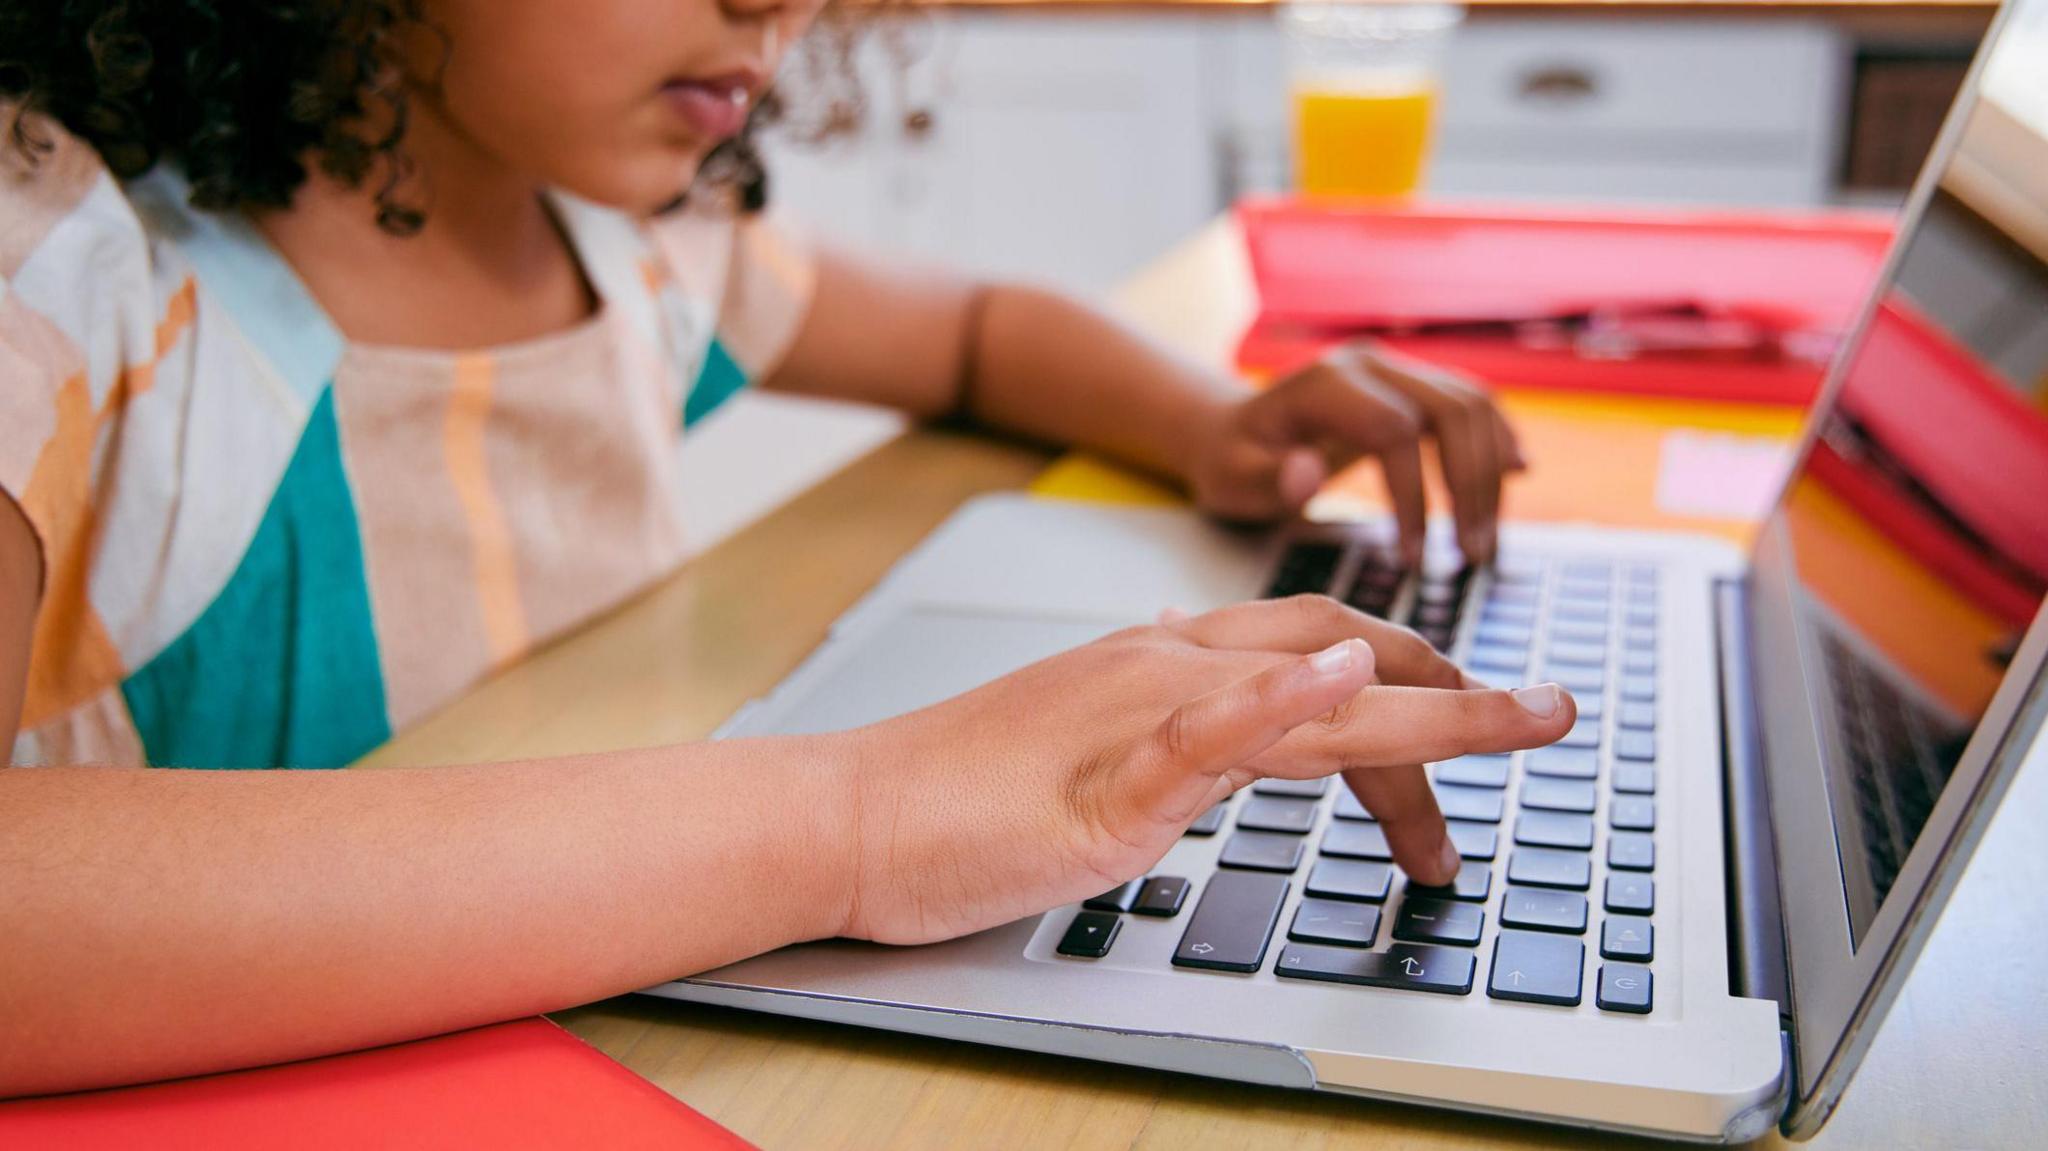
[363,222,2044,1149]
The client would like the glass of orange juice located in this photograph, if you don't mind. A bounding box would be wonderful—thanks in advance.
[1283,2,1463,198]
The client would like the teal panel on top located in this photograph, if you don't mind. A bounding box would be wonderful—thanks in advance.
[122,390,390,768]
[683,337,748,428]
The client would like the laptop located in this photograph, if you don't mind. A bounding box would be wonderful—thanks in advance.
[643,2,2048,1140]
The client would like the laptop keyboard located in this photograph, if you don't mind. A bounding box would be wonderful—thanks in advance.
[1064,535,1664,1016]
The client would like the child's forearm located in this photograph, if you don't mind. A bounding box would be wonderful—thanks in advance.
[959,283,1241,486]
[760,250,1238,486]
[0,737,856,1098]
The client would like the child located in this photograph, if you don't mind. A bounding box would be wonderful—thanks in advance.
[0,0,1570,1096]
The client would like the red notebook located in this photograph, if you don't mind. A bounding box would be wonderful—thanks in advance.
[0,1018,754,1150]
[1235,198,1896,406]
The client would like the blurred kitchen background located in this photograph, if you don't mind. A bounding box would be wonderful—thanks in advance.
[678,0,2039,552]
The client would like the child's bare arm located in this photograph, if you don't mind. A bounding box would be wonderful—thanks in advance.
[0,736,858,1098]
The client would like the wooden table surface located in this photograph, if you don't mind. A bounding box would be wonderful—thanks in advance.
[363,222,2045,1149]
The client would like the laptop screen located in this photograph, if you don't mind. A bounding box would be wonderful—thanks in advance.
[1769,7,2048,948]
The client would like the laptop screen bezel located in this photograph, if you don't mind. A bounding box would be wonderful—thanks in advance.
[1738,0,2048,1130]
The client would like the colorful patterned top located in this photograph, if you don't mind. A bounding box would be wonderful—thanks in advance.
[1,120,814,768]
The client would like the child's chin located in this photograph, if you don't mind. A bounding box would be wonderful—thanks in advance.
[557,157,704,217]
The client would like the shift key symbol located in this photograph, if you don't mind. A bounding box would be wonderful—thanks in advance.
[1401,957,1425,977]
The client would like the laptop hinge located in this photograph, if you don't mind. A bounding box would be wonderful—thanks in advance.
[1717,577,1792,1024]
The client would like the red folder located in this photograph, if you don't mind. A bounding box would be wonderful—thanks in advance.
[0,1018,754,1150]
[1236,198,1896,406]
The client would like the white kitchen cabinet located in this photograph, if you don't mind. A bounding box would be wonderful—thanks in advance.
[761,13,1219,299]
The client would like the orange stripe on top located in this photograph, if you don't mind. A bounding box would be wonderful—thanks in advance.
[19,373,126,728]
[444,355,528,668]
[13,276,197,730]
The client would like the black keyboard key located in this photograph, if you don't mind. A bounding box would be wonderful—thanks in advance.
[1613,764,1656,795]
[1507,847,1592,890]
[1548,664,1606,695]
[1289,897,1380,946]
[1621,674,1657,702]
[1268,541,1344,598]
[1333,789,1373,821]
[1609,831,1655,871]
[1550,620,1609,645]
[1548,642,1608,668]
[1482,601,1538,626]
[1238,796,1320,835]
[1515,810,1595,850]
[1489,582,1541,606]
[1447,821,1500,860]
[1395,897,1485,946]
[1618,701,1657,730]
[1435,754,1512,788]
[1321,821,1391,861]
[1611,796,1656,832]
[1615,730,1656,763]
[1406,860,1492,902]
[1597,963,1654,1014]
[1434,783,1505,824]
[1552,600,1609,623]
[1488,929,1585,1006]
[1602,915,1654,961]
[1474,621,1534,648]
[1501,887,1590,933]
[1276,942,1476,995]
[1084,880,1144,912]
[1135,876,1191,917]
[1253,776,1330,799]
[1605,874,1655,914]
[1526,746,1598,780]
[1219,831,1305,872]
[1172,871,1289,972]
[1186,804,1227,836]
[1058,911,1122,958]
[1466,645,1528,676]
[1521,776,1596,814]
[1555,720,1602,749]
[1306,858,1394,902]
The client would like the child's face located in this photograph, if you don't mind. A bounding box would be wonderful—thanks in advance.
[412,0,825,212]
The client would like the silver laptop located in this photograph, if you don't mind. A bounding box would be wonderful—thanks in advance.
[645,3,2048,1140]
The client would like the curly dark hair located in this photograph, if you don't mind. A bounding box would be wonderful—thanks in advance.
[0,0,809,234]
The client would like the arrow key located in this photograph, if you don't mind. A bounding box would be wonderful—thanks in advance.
[1598,962,1654,1014]
[1057,910,1122,958]
[1488,929,1584,1006]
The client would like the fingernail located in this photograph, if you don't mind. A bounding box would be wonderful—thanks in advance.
[1512,683,1562,718]
[1310,639,1358,675]
[1437,837,1463,881]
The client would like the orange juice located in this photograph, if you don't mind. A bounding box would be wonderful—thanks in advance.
[1291,82,1438,198]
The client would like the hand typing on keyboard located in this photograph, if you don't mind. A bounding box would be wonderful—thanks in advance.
[825,596,1575,946]
[1180,344,1523,564]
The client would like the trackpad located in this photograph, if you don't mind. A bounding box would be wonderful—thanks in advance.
[754,605,1135,736]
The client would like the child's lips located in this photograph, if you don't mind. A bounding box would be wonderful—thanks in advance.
[660,74,756,141]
